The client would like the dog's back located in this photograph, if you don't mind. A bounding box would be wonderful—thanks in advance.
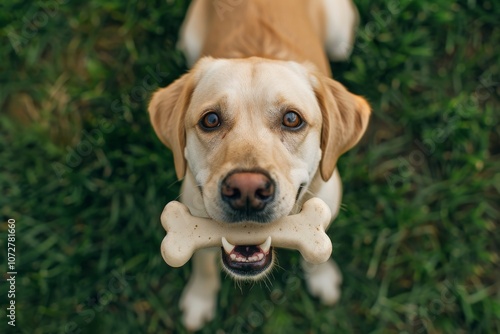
[179,0,358,74]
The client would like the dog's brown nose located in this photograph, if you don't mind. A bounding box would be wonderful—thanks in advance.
[221,172,275,212]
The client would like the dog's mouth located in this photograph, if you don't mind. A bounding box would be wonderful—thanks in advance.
[221,237,273,278]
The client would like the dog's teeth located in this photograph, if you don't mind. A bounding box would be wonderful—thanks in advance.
[222,237,235,254]
[230,254,237,260]
[259,236,272,253]
[257,253,264,260]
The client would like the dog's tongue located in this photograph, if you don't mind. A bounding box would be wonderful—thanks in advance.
[229,245,265,262]
[221,237,273,275]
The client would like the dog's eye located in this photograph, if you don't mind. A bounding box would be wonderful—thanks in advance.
[200,112,221,130]
[282,111,303,128]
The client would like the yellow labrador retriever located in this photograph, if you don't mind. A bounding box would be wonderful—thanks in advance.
[148,0,370,329]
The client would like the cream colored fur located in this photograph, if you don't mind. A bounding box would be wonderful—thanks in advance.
[149,0,370,330]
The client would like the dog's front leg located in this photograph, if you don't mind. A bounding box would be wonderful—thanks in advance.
[301,258,343,305]
[179,247,220,331]
[300,169,344,304]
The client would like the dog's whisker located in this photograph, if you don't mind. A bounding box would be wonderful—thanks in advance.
[303,188,318,197]
[263,275,273,292]
[273,261,285,272]
[224,272,242,292]
[166,178,184,190]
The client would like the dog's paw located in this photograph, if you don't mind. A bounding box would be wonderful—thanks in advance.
[179,280,218,331]
[302,259,343,305]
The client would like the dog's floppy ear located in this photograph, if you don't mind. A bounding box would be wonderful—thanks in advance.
[148,73,195,180]
[313,75,371,181]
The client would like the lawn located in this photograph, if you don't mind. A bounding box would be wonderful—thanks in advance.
[1,0,499,333]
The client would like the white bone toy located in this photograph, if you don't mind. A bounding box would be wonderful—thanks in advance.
[160,197,333,267]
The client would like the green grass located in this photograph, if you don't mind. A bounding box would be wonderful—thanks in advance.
[1,0,499,333]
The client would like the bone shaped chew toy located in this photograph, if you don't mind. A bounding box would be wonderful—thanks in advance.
[160,197,333,267]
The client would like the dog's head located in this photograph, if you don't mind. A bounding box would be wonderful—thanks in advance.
[149,57,370,279]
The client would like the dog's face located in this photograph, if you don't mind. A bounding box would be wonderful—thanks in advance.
[149,57,370,279]
[185,58,325,224]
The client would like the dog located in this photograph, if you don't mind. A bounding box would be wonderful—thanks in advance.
[148,0,371,330]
